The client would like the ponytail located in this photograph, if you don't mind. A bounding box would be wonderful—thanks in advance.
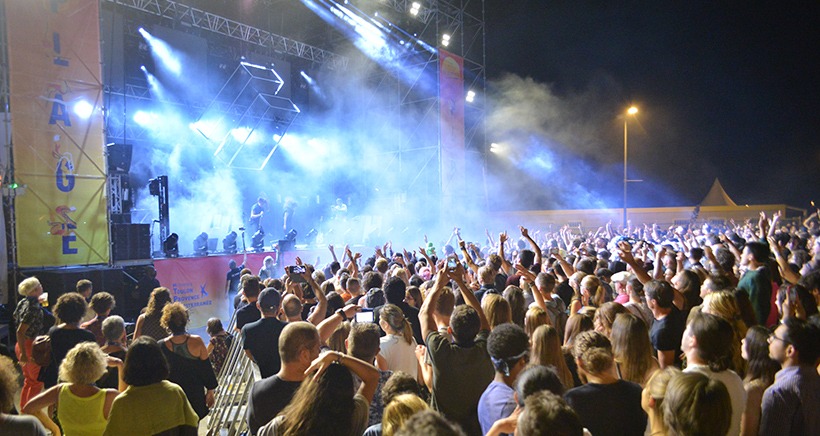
[401,318,413,345]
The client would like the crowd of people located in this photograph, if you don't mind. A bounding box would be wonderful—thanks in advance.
[2,210,820,435]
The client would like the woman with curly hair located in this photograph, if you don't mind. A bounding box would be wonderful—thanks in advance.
[133,287,172,340]
[739,326,780,436]
[158,302,217,419]
[610,313,659,387]
[258,350,380,436]
[41,292,97,389]
[23,342,121,435]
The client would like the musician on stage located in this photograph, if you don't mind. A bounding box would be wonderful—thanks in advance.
[249,197,268,233]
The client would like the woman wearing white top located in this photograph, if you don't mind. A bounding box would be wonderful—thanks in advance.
[377,304,419,379]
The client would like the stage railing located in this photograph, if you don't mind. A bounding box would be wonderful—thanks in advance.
[206,309,257,436]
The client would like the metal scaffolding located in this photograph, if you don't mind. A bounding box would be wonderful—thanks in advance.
[103,0,349,70]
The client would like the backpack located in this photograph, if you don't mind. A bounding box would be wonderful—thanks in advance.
[31,335,52,367]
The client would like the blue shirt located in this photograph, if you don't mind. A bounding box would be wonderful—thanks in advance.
[760,365,820,436]
[477,381,516,436]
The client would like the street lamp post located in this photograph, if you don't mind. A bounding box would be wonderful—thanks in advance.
[623,106,638,229]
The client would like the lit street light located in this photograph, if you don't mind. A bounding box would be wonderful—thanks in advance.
[623,106,639,229]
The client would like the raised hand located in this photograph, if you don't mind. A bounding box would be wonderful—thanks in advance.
[519,225,529,238]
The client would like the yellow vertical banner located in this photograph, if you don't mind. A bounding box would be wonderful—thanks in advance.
[6,0,109,267]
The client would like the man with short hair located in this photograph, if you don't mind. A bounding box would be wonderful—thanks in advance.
[281,294,303,322]
[346,277,364,304]
[77,279,95,322]
[234,276,262,331]
[242,288,287,378]
[478,323,529,435]
[346,322,392,426]
[245,322,320,435]
[81,292,115,346]
[760,317,820,435]
[681,312,746,436]
[517,391,583,436]
[645,280,686,368]
[737,241,773,325]
[420,267,493,436]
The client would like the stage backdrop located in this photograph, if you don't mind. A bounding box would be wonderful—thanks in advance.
[6,0,109,267]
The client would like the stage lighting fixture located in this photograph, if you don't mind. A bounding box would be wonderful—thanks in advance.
[163,233,179,258]
[442,34,451,47]
[73,100,94,119]
[410,2,421,16]
[306,228,318,245]
[223,231,238,254]
[466,90,476,103]
[490,143,501,153]
[251,229,265,251]
[193,232,209,256]
[285,229,297,242]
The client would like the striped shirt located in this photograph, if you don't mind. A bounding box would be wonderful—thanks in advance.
[759,365,820,436]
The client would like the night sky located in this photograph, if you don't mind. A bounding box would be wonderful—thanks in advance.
[483,1,820,209]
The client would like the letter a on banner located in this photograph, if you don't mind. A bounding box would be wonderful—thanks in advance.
[6,0,109,267]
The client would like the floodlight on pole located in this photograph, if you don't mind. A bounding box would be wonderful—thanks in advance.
[623,106,639,229]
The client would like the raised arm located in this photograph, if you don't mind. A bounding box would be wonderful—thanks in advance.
[617,241,653,284]
[459,240,479,273]
[316,304,360,345]
[306,350,380,404]
[328,245,338,263]
[302,258,328,326]
[515,264,548,313]
[768,236,801,285]
[419,269,448,340]
[498,232,513,275]
[450,263,490,332]
[520,226,543,267]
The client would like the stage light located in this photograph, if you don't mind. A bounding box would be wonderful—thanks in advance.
[193,232,209,256]
[133,111,155,126]
[305,228,318,245]
[140,65,147,72]
[442,34,451,47]
[223,231,238,254]
[466,90,476,103]
[285,229,297,242]
[490,143,502,153]
[251,229,265,252]
[163,233,179,258]
[73,100,94,119]
[410,2,421,16]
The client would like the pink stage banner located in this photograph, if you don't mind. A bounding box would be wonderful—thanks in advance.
[439,50,465,197]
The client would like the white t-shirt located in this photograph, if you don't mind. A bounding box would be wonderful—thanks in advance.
[379,334,418,379]
[684,364,746,436]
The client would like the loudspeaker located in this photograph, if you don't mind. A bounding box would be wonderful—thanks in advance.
[33,267,125,315]
[112,224,151,261]
[107,143,132,173]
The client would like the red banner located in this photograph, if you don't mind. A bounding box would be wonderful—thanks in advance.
[439,50,465,198]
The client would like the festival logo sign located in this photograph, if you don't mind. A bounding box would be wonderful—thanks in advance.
[6,0,109,266]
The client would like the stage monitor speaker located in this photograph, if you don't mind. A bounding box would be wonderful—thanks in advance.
[278,239,295,252]
[112,223,150,261]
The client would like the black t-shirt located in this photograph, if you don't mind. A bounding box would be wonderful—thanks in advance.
[242,317,286,379]
[556,281,574,308]
[649,305,686,368]
[41,326,96,386]
[246,375,302,435]
[226,266,244,294]
[564,380,647,436]
[235,303,261,331]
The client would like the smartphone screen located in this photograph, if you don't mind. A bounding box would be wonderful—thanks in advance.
[355,311,374,323]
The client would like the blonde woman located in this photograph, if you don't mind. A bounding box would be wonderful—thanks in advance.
[481,293,512,330]
[530,325,575,389]
[592,302,627,338]
[23,342,121,435]
[524,306,549,337]
[641,367,680,436]
[379,304,419,379]
[702,291,748,377]
[380,393,429,436]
